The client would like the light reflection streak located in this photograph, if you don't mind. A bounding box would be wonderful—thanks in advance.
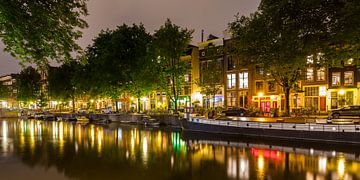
[142,135,148,165]
[257,154,265,180]
[318,156,327,174]
[2,121,8,153]
[337,157,345,178]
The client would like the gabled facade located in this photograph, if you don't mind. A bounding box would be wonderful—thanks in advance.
[198,36,224,108]
[0,74,18,108]
[327,58,360,110]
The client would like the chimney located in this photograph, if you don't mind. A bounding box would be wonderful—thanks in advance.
[201,29,204,42]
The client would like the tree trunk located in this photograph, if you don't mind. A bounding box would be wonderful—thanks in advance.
[284,87,291,116]
[137,98,141,113]
[212,94,216,108]
[72,96,75,113]
[115,100,119,113]
[172,76,178,113]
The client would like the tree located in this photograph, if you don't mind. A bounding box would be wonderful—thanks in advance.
[229,0,360,115]
[48,62,79,112]
[0,0,88,66]
[197,59,222,108]
[16,66,41,104]
[83,24,158,112]
[153,19,193,113]
[0,82,9,100]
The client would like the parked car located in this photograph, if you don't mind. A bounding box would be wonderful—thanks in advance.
[331,105,360,118]
[101,107,113,114]
[222,108,247,116]
[328,105,360,124]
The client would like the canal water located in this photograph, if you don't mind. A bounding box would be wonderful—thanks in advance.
[0,119,359,180]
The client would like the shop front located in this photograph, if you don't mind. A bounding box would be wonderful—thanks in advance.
[328,88,358,110]
[252,95,280,114]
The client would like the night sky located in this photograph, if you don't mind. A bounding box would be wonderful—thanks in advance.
[0,0,260,75]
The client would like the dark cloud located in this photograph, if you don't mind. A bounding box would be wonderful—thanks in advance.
[0,0,260,75]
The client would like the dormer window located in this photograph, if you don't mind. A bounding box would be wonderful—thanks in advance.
[307,55,314,64]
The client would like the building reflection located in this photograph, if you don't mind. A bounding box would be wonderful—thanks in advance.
[0,119,360,180]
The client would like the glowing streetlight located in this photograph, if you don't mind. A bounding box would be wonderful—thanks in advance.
[338,89,345,95]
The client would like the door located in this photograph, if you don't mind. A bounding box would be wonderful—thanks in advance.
[320,97,326,111]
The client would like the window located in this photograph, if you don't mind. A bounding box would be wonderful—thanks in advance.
[255,81,264,92]
[346,91,354,105]
[307,55,314,64]
[239,91,248,107]
[239,72,248,89]
[184,86,191,95]
[184,74,190,82]
[317,67,325,81]
[332,72,341,86]
[306,68,314,81]
[227,92,237,107]
[344,71,354,86]
[268,81,276,92]
[227,73,236,89]
[255,66,264,75]
[305,87,319,96]
[305,97,319,110]
[227,57,235,70]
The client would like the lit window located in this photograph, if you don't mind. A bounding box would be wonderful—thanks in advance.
[184,74,190,82]
[317,67,325,81]
[227,73,236,89]
[239,72,248,89]
[332,72,341,86]
[227,92,237,107]
[306,68,314,81]
[344,71,354,86]
[307,55,313,64]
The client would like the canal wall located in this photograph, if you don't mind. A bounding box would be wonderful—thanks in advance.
[0,109,18,118]
[85,113,181,126]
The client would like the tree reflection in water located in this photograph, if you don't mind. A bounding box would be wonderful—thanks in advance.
[0,119,359,180]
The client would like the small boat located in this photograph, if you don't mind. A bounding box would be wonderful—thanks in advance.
[144,118,160,126]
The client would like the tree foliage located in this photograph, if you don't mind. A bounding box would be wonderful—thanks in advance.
[0,82,9,100]
[0,0,88,65]
[153,19,193,112]
[48,62,80,111]
[229,0,360,115]
[16,66,41,102]
[81,24,158,111]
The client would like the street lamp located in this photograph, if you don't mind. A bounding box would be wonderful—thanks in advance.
[338,89,345,95]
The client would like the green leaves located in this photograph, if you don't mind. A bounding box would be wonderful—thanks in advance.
[0,0,88,66]
[16,66,41,102]
[153,19,193,111]
[81,24,157,100]
[0,82,9,100]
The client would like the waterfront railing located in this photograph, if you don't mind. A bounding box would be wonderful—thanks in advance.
[189,117,360,133]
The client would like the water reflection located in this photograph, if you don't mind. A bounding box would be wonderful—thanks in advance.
[0,119,360,180]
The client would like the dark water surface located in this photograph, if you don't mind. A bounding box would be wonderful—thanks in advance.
[0,118,359,180]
